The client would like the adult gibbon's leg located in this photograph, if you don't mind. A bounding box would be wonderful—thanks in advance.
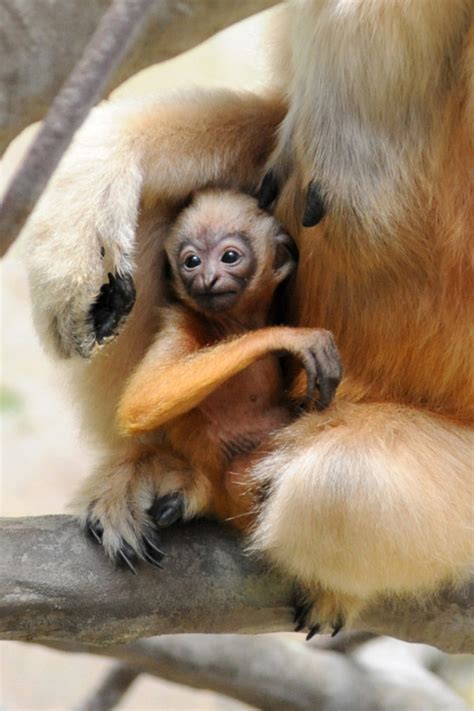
[24,91,285,360]
[250,401,473,632]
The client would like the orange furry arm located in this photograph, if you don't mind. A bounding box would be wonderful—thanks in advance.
[117,325,341,436]
[117,327,292,436]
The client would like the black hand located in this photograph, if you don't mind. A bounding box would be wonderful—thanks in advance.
[89,271,136,345]
[302,181,326,227]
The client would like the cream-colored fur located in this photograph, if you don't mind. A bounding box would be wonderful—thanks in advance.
[22,0,473,625]
[250,402,473,623]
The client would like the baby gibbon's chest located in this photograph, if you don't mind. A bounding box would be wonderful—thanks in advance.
[199,353,290,446]
[164,353,291,469]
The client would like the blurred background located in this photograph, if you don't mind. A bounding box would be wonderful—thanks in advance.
[1,3,473,709]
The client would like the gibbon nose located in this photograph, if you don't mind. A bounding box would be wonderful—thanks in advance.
[203,272,219,290]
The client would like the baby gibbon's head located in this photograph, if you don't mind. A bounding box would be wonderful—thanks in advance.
[165,189,297,317]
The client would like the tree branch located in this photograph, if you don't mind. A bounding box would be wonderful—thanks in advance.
[0,0,156,254]
[39,635,470,711]
[0,515,472,652]
[77,662,140,711]
[0,0,279,254]
[0,0,279,152]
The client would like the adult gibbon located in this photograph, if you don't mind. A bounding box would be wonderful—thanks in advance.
[24,0,473,631]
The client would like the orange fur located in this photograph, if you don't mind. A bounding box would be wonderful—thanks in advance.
[24,0,473,624]
[116,191,340,529]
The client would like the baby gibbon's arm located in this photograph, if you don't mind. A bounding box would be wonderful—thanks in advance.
[117,325,341,436]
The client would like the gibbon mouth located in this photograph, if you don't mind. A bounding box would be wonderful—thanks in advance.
[194,290,239,309]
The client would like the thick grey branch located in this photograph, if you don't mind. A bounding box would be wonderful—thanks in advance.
[0,516,292,643]
[0,515,473,653]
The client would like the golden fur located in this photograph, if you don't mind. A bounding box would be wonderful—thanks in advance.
[24,0,473,626]
[115,189,339,529]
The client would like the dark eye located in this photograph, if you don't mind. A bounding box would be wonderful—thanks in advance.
[184,254,201,269]
[221,250,241,264]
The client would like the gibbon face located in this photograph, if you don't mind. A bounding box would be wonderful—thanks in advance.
[165,190,297,318]
[175,230,256,313]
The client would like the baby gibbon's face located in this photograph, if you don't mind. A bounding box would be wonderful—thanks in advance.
[176,231,256,312]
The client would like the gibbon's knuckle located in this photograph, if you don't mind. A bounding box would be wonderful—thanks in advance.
[320,336,342,380]
[302,181,326,227]
[148,492,185,528]
[322,348,343,382]
[301,351,317,379]
[315,374,338,410]
[257,169,280,209]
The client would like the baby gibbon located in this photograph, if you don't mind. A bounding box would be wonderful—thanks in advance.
[115,189,341,540]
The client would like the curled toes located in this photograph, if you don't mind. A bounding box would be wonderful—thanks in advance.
[293,589,348,639]
[85,513,166,574]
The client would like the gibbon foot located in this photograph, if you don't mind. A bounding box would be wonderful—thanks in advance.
[293,589,357,639]
[85,512,166,574]
[88,271,136,346]
[302,181,326,227]
[148,492,185,528]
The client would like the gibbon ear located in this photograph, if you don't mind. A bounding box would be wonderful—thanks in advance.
[273,230,298,281]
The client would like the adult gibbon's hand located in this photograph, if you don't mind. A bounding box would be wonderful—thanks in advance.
[23,103,142,359]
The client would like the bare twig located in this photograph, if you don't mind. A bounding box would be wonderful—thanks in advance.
[77,663,140,711]
[0,515,473,652]
[42,635,468,711]
[0,0,155,254]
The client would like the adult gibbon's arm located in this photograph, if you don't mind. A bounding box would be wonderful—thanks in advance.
[23,91,285,360]
[117,325,341,435]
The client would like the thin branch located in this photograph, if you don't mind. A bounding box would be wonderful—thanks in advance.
[0,0,155,254]
[0,515,473,653]
[42,635,469,711]
[0,0,280,253]
[0,0,279,152]
[77,663,140,711]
